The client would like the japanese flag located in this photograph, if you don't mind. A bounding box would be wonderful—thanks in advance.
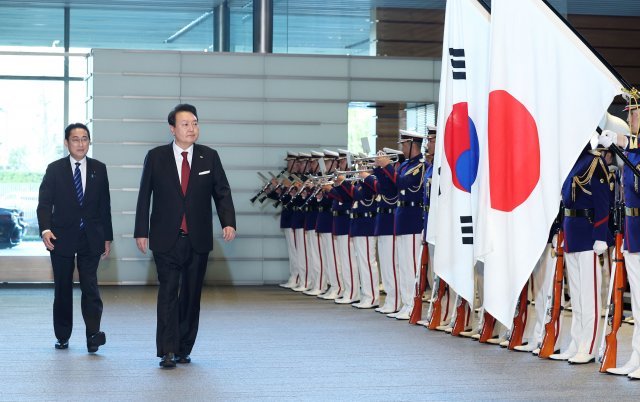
[475,0,621,327]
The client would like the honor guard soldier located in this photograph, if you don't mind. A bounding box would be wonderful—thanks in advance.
[364,148,403,314]
[550,141,611,364]
[290,153,312,292]
[302,151,326,296]
[423,129,457,330]
[514,222,568,354]
[328,150,357,304]
[348,171,381,309]
[598,93,640,377]
[375,130,427,320]
[316,150,342,300]
[270,152,300,289]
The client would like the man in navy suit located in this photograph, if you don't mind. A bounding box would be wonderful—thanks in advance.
[134,104,236,368]
[37,123,113,353]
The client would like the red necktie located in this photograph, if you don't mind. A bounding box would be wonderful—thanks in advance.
[180,151,190,233]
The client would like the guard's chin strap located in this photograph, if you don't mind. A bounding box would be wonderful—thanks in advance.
[408,141,420,160]
[327,160,336,172]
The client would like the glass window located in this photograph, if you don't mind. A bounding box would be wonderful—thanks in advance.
[70,8,214,51]
[230,4,253,53]
[0,6,63,48]
[0,79,64,255]
[348,103,377,154]
[0,51,65,77]
[273,0,372,55]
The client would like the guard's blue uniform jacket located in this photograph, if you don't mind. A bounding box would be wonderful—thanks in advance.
[302,190,319,231]
[422,162,433,242]
[623,147,640,252]
[289,192,306,230]
[315,193,333,234]
[561,149,611,253]
[328,186,350,236]
[334,181,376,237]
[364,174,396,237]
[267,189,293,229]
[375,154,425,235]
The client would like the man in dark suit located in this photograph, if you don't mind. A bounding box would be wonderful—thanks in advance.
[134,103,236,368]
[37,123,113,353]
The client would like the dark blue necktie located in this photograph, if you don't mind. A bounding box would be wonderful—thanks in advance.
[74,162,85,229]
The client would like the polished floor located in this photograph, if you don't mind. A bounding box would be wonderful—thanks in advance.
[0,284,638,401]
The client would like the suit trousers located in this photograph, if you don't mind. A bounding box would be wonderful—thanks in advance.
[50,230,102,340]
[153,235,209,357]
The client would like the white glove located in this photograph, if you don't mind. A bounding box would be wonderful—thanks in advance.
[551,234,558,248]
[598,130,618,148]
[593,240,608,255]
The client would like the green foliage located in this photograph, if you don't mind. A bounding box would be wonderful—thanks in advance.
[0,170,43,183]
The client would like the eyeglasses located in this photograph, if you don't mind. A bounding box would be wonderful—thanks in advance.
[69,137,90,144]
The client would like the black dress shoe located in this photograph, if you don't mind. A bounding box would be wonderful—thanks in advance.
[160,353,176,368]
[87,331,106,353]
[174,354,191,364]
[55,339,69,350]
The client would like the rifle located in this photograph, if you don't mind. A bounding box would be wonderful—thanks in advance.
[423,276,448,329]
[250,171,275,203]
[409,243,430,324]
[507,282,529,350]
[478,310,497,343]
[538,229,565,359]
[450,295,469,336]
[598,201,626,372]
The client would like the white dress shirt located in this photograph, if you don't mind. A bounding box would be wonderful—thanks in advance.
[173,142,194,185]
[69,155,87,192]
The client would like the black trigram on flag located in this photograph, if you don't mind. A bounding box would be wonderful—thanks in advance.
[449,48,466,80]
[460,215,473,244]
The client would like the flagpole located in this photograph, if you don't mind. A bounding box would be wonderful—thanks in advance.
[539,0,631,89]
[476,0,490,13]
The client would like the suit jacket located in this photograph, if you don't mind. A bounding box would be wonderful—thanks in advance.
[37,157,113,257]
[134,143,236,253]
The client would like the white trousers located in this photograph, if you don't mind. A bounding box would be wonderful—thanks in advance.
[305,230,322,291]
[565,251,602,356]
[621,251,640,362]
[319,233,341,293]
[396,233,421,310]
[530,244,569,349]
[283,228,298,284]
[335,235,359,300]
[530,245,553,345]
[352,236,380,305]
[294,228,309,288]
[378,235,399,311]
[601,248,612,312]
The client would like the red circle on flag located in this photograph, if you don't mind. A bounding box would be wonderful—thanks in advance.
[488,90,540,212]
